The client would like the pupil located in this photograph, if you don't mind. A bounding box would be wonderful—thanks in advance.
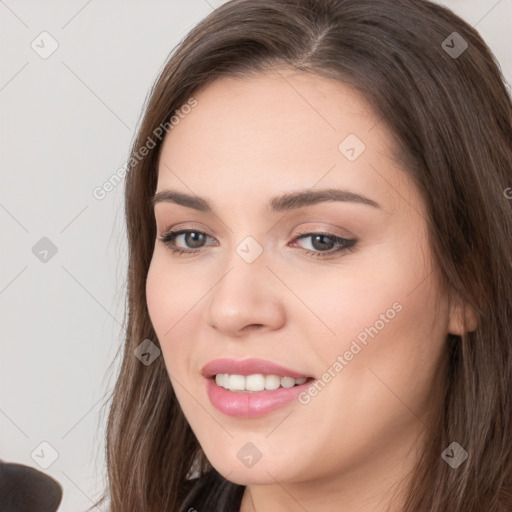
[186,232,205,248]
[312,234,333,251]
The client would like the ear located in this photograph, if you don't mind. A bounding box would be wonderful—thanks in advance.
[448,293,479,336]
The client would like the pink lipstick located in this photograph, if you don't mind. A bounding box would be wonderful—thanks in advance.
[201,358,315,418]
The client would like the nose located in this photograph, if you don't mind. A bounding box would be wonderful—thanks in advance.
[205,248,286,338]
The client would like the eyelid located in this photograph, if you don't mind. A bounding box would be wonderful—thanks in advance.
[291,223,355,240]
[158,220,212,234]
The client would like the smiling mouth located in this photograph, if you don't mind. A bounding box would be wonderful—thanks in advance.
[212,373,315,393]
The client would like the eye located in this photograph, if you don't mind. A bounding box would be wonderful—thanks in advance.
[290,232,357,258]
[158,229,357,258]
[158,229,216,256]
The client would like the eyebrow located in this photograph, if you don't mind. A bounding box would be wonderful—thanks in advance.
[151,188,382,212]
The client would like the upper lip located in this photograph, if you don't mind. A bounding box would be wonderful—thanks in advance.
[201,358,312,379]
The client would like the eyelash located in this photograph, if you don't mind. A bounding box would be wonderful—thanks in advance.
[158,229,357,259]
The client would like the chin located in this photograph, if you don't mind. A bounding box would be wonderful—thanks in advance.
[205,449,301,486]
[219,465,283,486]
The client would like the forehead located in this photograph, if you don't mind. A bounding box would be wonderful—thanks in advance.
[161,68,382,159]
[155,68,413,216]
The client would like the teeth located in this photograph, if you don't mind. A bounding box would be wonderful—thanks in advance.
[280,376,295,388]
[228,374,245,391]
[265,374,281,390]
[246,374,265,391]
[214,373,308,392]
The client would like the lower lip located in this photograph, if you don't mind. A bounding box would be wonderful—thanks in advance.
[205,377,314,418]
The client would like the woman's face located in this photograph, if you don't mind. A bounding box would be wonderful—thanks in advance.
[146,68,463,500]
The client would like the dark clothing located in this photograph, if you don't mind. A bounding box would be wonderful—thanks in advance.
[180,468,246,512]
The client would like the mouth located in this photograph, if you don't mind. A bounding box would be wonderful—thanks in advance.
[210,373,316,393]
[204,373,316,418]
[201,358,316,417]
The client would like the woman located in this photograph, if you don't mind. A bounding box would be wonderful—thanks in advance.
[95,0,512,510]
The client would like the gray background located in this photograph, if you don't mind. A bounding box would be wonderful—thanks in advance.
[1,1,510,510]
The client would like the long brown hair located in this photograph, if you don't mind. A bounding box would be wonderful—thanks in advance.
[94,1,512,510]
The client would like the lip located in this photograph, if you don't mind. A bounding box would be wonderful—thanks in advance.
[201,358,312,380]
[205,377,314,418]
[201,358,315,418]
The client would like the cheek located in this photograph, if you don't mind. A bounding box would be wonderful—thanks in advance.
[285,235,436,359]
[298,229,448,417]
[146,257,173,337]
[275,273,448,479]
[308,266,447,428]
[145,255,198,372]
[146,252,204,337]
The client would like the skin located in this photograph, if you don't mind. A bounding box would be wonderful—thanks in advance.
[146,67,478,512]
